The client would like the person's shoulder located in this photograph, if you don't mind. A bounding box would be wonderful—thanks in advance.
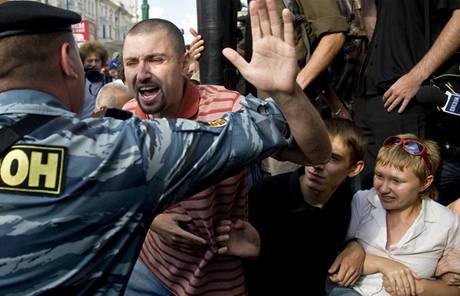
[353,188,376,201]
[448,198,460,218]
[121,98,150,119]
[329,180,355,205]
[198,84,242,101]
[122,98,137,112]
[249,172,294,197]
[197,84,244,112]
[425,198,460,225]
[352,188,380,209]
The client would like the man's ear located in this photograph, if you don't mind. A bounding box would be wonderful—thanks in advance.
[347,160,364,178]
[181,51,190,76]
[60,42,79,79]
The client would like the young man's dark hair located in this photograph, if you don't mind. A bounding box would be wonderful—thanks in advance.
[325,117,368,164]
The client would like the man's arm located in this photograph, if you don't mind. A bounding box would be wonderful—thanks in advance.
[223,0,331,165]
[411,279,460,296]
[361,0,377,41]
[295,27,347,120]
[436,249,460,286]
[296,32,345,90]
[328,240,365,287]
[384,9,460,113]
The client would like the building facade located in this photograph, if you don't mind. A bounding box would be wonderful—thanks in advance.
[12,0,138,46]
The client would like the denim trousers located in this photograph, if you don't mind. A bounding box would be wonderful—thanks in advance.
[327,286,362,296]
[325,280,362,296]
[124,259,173,296]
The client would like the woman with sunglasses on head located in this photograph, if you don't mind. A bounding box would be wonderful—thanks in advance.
[328,134,460,296]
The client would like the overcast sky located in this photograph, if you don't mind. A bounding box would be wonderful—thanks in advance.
[147,0,197,44]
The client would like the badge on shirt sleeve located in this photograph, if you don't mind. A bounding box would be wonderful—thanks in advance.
[207,118,227,128]
[0,145,66,196]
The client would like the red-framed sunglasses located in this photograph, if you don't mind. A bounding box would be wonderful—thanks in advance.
[383,136,432,173]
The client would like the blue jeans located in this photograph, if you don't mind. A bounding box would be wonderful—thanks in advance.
[125,259,173,296]
[325,280,362,296]
[327,286,362,296]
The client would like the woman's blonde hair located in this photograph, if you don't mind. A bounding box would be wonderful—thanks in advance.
[376,134,440,197]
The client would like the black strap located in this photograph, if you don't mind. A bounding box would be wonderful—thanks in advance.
[0,114,57,154]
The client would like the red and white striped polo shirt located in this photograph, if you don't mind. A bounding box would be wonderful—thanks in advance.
[124,80,249,296]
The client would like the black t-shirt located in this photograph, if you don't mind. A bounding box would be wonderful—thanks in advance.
[358,0,460,97]
[245,168,353,295]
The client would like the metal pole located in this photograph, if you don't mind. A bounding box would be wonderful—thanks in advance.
[197,0,238,88]
[141,0,149,20]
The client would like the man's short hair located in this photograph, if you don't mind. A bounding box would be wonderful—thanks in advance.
[325,118,367,165]
[127,18,186,57]
[0,32,71,81]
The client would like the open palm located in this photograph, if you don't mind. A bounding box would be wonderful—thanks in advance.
[223,0,298,94]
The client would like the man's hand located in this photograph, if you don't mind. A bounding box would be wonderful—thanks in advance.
[383,71,423,113]
[223,0,298,95]
[150,213,207,252]
[440,272,460,286]
[215,219,260,259]
[189,28,204,61]
[378,258,418,296]
[328,241,365,287]
[436,249,460,281]
[437,249,460,287]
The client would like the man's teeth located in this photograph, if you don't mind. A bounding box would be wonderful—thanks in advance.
[139,87,158,94]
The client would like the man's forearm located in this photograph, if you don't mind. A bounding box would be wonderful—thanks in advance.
[417,279,460,296]
[296,32,345,90]
[362,0,377,41]
[268,85,331,165]
[408,9,460,82]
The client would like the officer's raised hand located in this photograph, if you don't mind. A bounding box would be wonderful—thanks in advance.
[225,0,331,166]
[223,0,297,95]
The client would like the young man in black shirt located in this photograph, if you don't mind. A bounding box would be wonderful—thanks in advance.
[245,118,367,295]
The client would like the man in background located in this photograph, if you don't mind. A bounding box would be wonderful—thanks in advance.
[354,0,460,188]
[94,81,132,113]
[79,41,113,117]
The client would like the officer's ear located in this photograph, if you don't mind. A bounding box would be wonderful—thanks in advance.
[60,42,80,79]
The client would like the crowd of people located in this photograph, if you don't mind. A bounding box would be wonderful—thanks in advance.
[0,0,460,295]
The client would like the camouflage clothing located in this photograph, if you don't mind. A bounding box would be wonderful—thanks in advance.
[0,89,291,295]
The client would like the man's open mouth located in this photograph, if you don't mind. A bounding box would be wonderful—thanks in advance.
[138,86,160,104]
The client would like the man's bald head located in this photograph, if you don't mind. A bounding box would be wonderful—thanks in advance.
[95,81,132,112]
[126,18,186,58]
